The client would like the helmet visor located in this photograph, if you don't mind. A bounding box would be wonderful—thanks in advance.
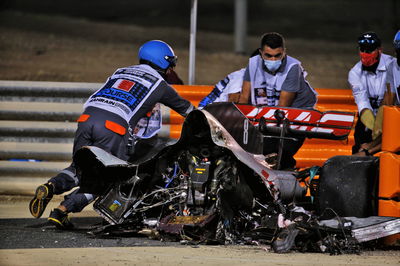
[165,55,178,67]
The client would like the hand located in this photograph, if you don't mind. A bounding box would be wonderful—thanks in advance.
[354,145,371,156]
[360,109,375,130]
[354,143,371,156]
[359,142,371,151]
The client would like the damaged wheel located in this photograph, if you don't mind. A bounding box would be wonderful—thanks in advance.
[316,155,379,219]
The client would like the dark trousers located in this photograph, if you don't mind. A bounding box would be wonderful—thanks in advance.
[48,107,129,213]
[352,118,372,154]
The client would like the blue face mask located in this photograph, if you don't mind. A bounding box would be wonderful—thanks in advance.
[263,59,282,72]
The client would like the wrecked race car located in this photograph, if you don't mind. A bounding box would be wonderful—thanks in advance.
[74,103,400,254]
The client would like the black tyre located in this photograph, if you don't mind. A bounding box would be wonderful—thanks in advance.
[316,155,379,219]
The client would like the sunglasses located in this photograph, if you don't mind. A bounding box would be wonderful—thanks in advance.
[358,38,379,53]
[358,38,377,45]
[359,47,377,53]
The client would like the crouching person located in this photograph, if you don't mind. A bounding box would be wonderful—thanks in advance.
[29,40,194,229]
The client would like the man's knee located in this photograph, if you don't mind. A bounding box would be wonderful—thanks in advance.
[48,166,79,194]
[61,192,94,213]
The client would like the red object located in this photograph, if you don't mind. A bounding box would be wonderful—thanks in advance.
[235,104,354,138]
[261,169,269,178]
[116,80,135,92]
[359,50,379,66]
[77,114,90,122]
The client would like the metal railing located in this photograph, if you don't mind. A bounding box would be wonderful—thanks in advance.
[0,80,356,195]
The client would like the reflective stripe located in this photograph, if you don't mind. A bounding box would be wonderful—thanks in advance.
[84,193,95,202]
[105,120,126,135]
[60,169,79,185]
[77,114,90,122]
[48,217,63,226]
[184,104,195,115]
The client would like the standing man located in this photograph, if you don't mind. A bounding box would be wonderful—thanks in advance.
[348,32,395,154]
[353,30,400,156]
[29,40,194,229]
[238,32,317,169]
[388,30,400,104]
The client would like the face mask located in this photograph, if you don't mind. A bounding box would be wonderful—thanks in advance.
[264,59,282,72]
[359,50,380,67]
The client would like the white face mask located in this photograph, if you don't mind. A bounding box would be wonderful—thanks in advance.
[263,59,282,72]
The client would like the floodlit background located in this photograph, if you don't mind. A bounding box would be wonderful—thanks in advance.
[0,0,399,88]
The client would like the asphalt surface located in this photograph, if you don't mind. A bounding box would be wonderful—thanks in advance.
[0,198,399,266]
[0,217,178,249]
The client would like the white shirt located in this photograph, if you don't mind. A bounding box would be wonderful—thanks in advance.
[386,60,400,104]
[198,68,245,108]
[215,68,245,101]
[348,53,395,114]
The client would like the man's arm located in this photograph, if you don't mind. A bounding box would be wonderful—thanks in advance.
[348,67,376,129]
[278,65,301,107]
[198,87,222,109]
[385,61,400,104]
[348,67,372,113]
[278,91,296,107]
[238,66,251,104]
[238,80,251,104]
[382,83,396,106]
[159,81,194,116]
[353,134,382,156]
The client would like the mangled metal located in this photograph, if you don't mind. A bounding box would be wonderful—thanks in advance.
[75,103,400,253]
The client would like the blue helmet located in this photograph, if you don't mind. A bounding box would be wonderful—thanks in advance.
[394,30,400,50]
[138,40,177,70]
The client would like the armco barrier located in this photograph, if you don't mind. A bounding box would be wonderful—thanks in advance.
[0,81,356,195]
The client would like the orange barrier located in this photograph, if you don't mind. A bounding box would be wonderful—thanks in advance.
[382,106,400,153]
[170,86,357,168]
[379,152,400,203]
[379,106,400,243]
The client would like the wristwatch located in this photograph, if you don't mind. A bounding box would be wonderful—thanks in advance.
[361,148,371,156]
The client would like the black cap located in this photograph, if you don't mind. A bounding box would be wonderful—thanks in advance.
[358,31,381,52]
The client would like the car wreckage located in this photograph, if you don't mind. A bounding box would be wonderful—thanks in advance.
[74,102,400,254]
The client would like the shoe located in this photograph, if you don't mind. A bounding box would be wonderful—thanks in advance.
[48,208,74,230]
[29,183,54,218]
